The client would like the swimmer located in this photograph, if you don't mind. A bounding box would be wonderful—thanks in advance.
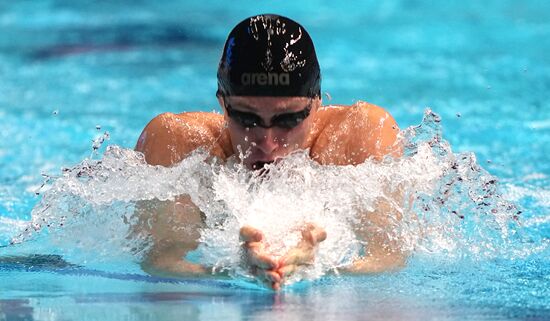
[135,14,405,290]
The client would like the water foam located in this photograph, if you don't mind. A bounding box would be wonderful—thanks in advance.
[0,109,545,283]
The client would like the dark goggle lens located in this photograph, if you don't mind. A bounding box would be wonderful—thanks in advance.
[228,110,263,127]
[271,114,306,129]
[225,102,311,129]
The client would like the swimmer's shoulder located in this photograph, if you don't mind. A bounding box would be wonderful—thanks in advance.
[135,111,231,167]
[318,101,393,122]
[313,102,401,164]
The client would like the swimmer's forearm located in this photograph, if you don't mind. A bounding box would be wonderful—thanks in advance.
[141,255,228,279]
[347,193,408,274]
[339,252,406,275]
[141,256,206,278]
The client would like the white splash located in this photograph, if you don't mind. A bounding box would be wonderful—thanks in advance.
[1,109,543,285]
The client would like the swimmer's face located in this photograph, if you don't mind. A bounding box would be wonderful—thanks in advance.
[219,96,321,170]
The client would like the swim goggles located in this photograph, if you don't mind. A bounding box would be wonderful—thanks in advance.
[224,100,312,129]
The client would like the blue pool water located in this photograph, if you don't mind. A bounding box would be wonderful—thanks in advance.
[1,1,549,320]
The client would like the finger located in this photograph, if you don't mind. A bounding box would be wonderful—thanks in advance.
[261,270,282,283]
[250,265,281,282]
[252,268,273,289]
[301,228,314,245]
[301,224,327,245]
[311,226,327,244]
[240,226,263,242]
[278,264,297,278]
[244,240,263,250]
[255,271,280,291]
[280,247,314,267]
[247,246,278,269]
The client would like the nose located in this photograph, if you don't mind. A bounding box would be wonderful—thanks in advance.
[254,127,279,155]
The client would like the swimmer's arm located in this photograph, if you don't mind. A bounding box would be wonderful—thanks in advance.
[342,103,407,273]
[341,198,408,274]
[133,113,226,278]
[141,247,208,278]
[135,196,213,278]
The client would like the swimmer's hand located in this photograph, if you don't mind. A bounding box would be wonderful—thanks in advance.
[239,226,282,290]
[240,224,326,291]
[275,223,327,289]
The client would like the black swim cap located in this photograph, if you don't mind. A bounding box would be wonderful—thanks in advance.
[217,14,321,98]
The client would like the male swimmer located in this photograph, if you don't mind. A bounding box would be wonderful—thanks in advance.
[135,14,405,290]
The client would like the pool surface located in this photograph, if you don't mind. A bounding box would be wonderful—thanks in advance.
[1,1,549,320]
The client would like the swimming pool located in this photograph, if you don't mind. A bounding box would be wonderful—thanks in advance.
[1,1,549,320]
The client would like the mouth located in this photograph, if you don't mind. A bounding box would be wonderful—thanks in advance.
[251,160,274,171]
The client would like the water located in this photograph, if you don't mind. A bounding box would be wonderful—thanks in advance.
[1,1,549,320]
